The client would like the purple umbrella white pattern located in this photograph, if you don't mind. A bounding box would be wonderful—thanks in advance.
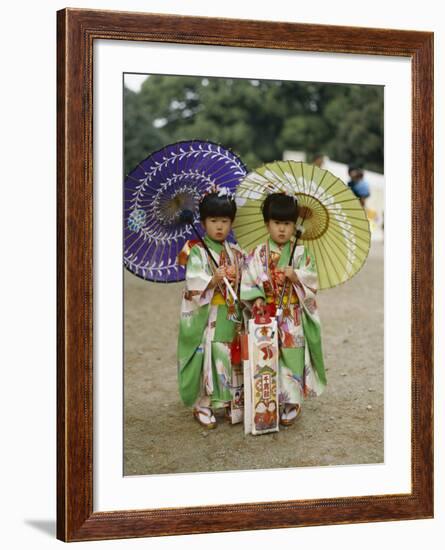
[124,141,247,282]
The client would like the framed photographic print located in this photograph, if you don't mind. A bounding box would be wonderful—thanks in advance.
[57,8,433,542]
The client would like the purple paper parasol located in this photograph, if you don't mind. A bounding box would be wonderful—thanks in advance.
[124,140,247,282]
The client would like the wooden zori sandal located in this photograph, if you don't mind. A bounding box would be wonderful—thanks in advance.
[224,405,233,424]
[280,404,302,426]
[193,407,217,429]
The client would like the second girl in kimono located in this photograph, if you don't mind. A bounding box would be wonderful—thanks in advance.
[177,191,244,429]
[241,193,326,426]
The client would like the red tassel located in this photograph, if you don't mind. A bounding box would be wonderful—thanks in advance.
[231,336,241,365]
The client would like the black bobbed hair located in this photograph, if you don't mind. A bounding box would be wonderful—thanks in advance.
[199,192,237,221]
[261,193,299,223]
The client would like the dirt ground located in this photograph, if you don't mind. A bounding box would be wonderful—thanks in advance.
[124,242,384,476]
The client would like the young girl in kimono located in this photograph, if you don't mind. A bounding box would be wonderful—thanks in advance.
[177,192,244,429]
[241,193,326,426]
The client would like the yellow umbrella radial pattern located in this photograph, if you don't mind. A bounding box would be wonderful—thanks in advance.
[232,161,371,290]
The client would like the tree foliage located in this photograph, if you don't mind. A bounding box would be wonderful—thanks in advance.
[124,75,383,176]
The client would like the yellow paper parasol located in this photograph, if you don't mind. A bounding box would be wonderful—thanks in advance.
[232,161,371,290]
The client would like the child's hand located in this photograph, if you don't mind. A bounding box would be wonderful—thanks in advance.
[211,266,226,286]
[283,266,298,284]
[225,265,236,282]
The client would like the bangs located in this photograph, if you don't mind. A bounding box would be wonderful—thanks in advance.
[262,193,298,222]
[199,193,237,221]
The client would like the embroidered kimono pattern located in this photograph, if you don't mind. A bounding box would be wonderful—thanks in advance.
[241,238,326,406]
[177,235,244,409]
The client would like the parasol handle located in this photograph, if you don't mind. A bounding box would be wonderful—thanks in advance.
[276,228,302,315]
[180,210,238,304]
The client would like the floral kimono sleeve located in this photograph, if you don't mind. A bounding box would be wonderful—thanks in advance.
[292,246,326,384]
[182,245,216,313]
[240,247,266,304]
[291,246,319,315]
[177,245,217,406]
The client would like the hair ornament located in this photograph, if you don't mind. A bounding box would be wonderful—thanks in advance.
[199,184,234,204]
[296,224,306,235]
[216,186,234,199]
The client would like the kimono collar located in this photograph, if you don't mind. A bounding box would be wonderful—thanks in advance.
[204,234,224,255]
[268,237,292,267]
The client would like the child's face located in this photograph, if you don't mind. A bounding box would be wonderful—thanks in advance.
[266,219,296,245]
[202,216,232,242]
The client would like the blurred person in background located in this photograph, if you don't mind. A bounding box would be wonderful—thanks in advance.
[347,165,370,207]
[311,153,325,168]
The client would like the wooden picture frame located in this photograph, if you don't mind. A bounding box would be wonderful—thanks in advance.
[57,8,433,542]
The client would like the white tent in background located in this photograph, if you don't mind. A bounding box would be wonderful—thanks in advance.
[283,151,384,242]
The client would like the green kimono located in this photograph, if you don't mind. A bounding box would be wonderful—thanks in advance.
[241,238,326,406]
[177,236,244,409]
